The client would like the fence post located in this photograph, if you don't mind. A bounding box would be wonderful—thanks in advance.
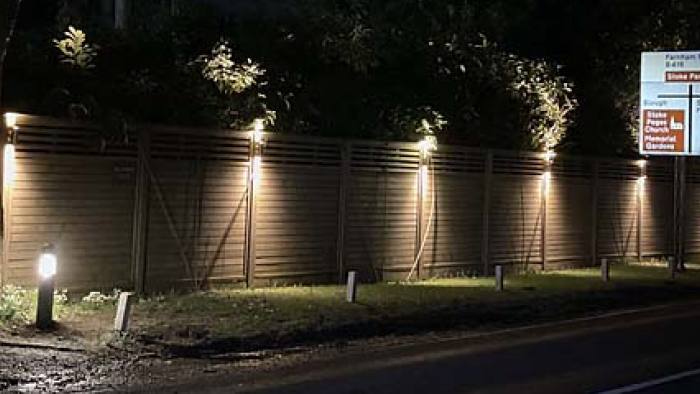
[680,157,687,269]
[673,157,686,270]
[131,129,151,294]
[244,130,263,289]
[415,155,426,279]
[0,116,6,287]
[1,160,12,289]
[637,160,646,262]
[336,142,350,284]
[590,160,599,267]
[0,114,15,288]
[541,154,552,269]
[482,150,493,276]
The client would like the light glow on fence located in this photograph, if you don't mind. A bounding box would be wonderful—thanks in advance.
[4,143,15,189]
[419,164,429,196]
[542,170,552,195]
[250,155,262,183]
[637,175,646,192]
[637,159,647,197]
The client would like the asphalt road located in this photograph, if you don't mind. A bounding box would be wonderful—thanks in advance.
[141,301,700,394]
[634,372,700,393]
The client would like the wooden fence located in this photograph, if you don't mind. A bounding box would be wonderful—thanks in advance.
[0,115,690,291]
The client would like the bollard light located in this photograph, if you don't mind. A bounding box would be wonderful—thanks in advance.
[36,243,57,330]
[39,249,57,279]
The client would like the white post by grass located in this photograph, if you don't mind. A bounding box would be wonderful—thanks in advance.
[495,265,504,291]
[346,270,357,303]
[601,258,609,282]
[669,257,676,280]
[114,292,135,333]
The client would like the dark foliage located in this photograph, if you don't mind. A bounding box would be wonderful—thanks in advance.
[4,0,700,155]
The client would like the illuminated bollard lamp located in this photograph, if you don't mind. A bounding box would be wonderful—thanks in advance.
[36,243,57,330]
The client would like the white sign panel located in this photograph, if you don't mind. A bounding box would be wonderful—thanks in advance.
[640,51,700,155]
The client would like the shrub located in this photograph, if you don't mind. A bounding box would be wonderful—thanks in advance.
[0,285,33,323]
[81,289,120,306]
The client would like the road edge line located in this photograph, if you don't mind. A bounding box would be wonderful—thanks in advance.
[597,367,700,394]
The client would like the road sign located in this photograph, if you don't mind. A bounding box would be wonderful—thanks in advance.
[640,51,700,155]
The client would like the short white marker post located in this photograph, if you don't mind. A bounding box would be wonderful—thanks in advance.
[114,292,135,333]
[669,257,676,280]
[346,270,357,303]
[601,258,610,282]
[495,265,504,291]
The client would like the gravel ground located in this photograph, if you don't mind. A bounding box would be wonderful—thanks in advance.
[0,345,126,392]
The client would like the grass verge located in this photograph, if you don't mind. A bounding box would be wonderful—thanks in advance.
[130,264,700,356]
[2,264,700,356]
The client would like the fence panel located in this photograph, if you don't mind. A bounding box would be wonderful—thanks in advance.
[546,157,594,268]
[6,116,135,289]
[421,147,486,276]
[685,160,700,258]
[644,159,674,257]
[345,142,419,282]
[490,151,543,268]
[145,127,249,289]
[597,160,639,260]
[254,134,342,285]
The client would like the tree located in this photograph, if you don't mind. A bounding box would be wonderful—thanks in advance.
[0,0,22,113]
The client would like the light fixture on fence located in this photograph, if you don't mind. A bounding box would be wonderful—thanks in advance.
[418,135,437,162]
[248,118,266,183]
[541,150,555,195]
[3,112,18,189]
[543,150,556,165]
[4,112,19,132]
[250,118,266,150]
[36,243,57,330]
